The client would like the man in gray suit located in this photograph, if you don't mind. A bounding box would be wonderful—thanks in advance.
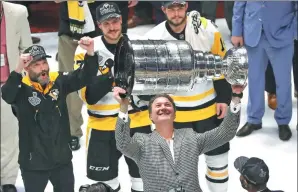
[113,85,245,192]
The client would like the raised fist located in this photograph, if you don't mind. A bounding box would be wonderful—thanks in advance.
[78,36,95,56]
[15,54,33,73]
[19,54,33,68]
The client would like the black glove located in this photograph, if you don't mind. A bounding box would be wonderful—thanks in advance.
[79,182,114,192]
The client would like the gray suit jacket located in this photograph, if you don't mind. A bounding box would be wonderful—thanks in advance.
[115,108,240,192]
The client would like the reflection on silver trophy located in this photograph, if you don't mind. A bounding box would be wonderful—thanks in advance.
[114,36,248,96]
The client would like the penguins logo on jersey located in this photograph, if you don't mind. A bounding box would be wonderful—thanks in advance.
[78,1,84,7]
[191,12,201,34]
[99,58,114,75]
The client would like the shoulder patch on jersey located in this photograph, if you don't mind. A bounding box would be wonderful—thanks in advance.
[190,12,201,34]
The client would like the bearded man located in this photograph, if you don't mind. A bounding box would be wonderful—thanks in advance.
[1,38,98,191]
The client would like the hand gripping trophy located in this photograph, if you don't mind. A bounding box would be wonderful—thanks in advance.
[113,35,248,97]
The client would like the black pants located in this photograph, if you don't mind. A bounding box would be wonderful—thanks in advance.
[266,40,298,94]
[87,126,151,181]
[21,162,74,192]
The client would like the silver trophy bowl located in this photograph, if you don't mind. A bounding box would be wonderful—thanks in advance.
[114,36,248,96]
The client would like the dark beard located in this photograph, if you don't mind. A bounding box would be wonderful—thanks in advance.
[167,15,187,27]
[29,70,49,86]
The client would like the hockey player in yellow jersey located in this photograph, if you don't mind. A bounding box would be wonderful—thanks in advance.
[74,2,152,192]
[144,1,232,192]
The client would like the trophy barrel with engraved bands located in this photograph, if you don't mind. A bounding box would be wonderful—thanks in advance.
[114,35,248,96]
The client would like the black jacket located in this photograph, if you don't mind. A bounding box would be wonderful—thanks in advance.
[1,54,99,171]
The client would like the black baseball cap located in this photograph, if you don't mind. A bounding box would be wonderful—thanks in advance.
[96,2,121,23]
[162,0,186,8]
[23,45,51,64]
[234,156,270,185]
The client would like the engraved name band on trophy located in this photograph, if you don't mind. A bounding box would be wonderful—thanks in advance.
[114,36,248,96]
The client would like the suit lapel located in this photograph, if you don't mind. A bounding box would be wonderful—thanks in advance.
[151,131,176,171]
[173,129,186,165]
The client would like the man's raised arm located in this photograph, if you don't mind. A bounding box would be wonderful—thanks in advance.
[114,87,145,161]
[62,37,99,94]
[195,85,246,154]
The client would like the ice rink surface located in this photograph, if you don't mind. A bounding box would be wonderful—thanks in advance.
[14,19,297,192]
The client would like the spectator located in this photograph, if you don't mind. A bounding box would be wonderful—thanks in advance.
[0,1,32,192]
[234,156,284,192]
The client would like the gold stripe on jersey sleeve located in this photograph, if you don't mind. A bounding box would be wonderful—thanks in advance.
[207,169,229,178]
[87,110,151,130]
[211,31,226,58]
[79,87,87,102]
[171,88,215,102]
[87,103,120,111]
[175,103,216,122]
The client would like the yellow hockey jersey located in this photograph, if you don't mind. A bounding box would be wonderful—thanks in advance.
[144,11,229,123]
[74,36,151,131]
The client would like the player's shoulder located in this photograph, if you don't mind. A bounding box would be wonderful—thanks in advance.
[145,21,167,38]
[93,35,103,43]
[200,17,219,33]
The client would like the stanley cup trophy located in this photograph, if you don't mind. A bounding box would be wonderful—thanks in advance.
[114,35,248,96]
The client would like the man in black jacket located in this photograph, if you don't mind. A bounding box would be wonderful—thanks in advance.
[1,37,98,192]
[234,156,284,192]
